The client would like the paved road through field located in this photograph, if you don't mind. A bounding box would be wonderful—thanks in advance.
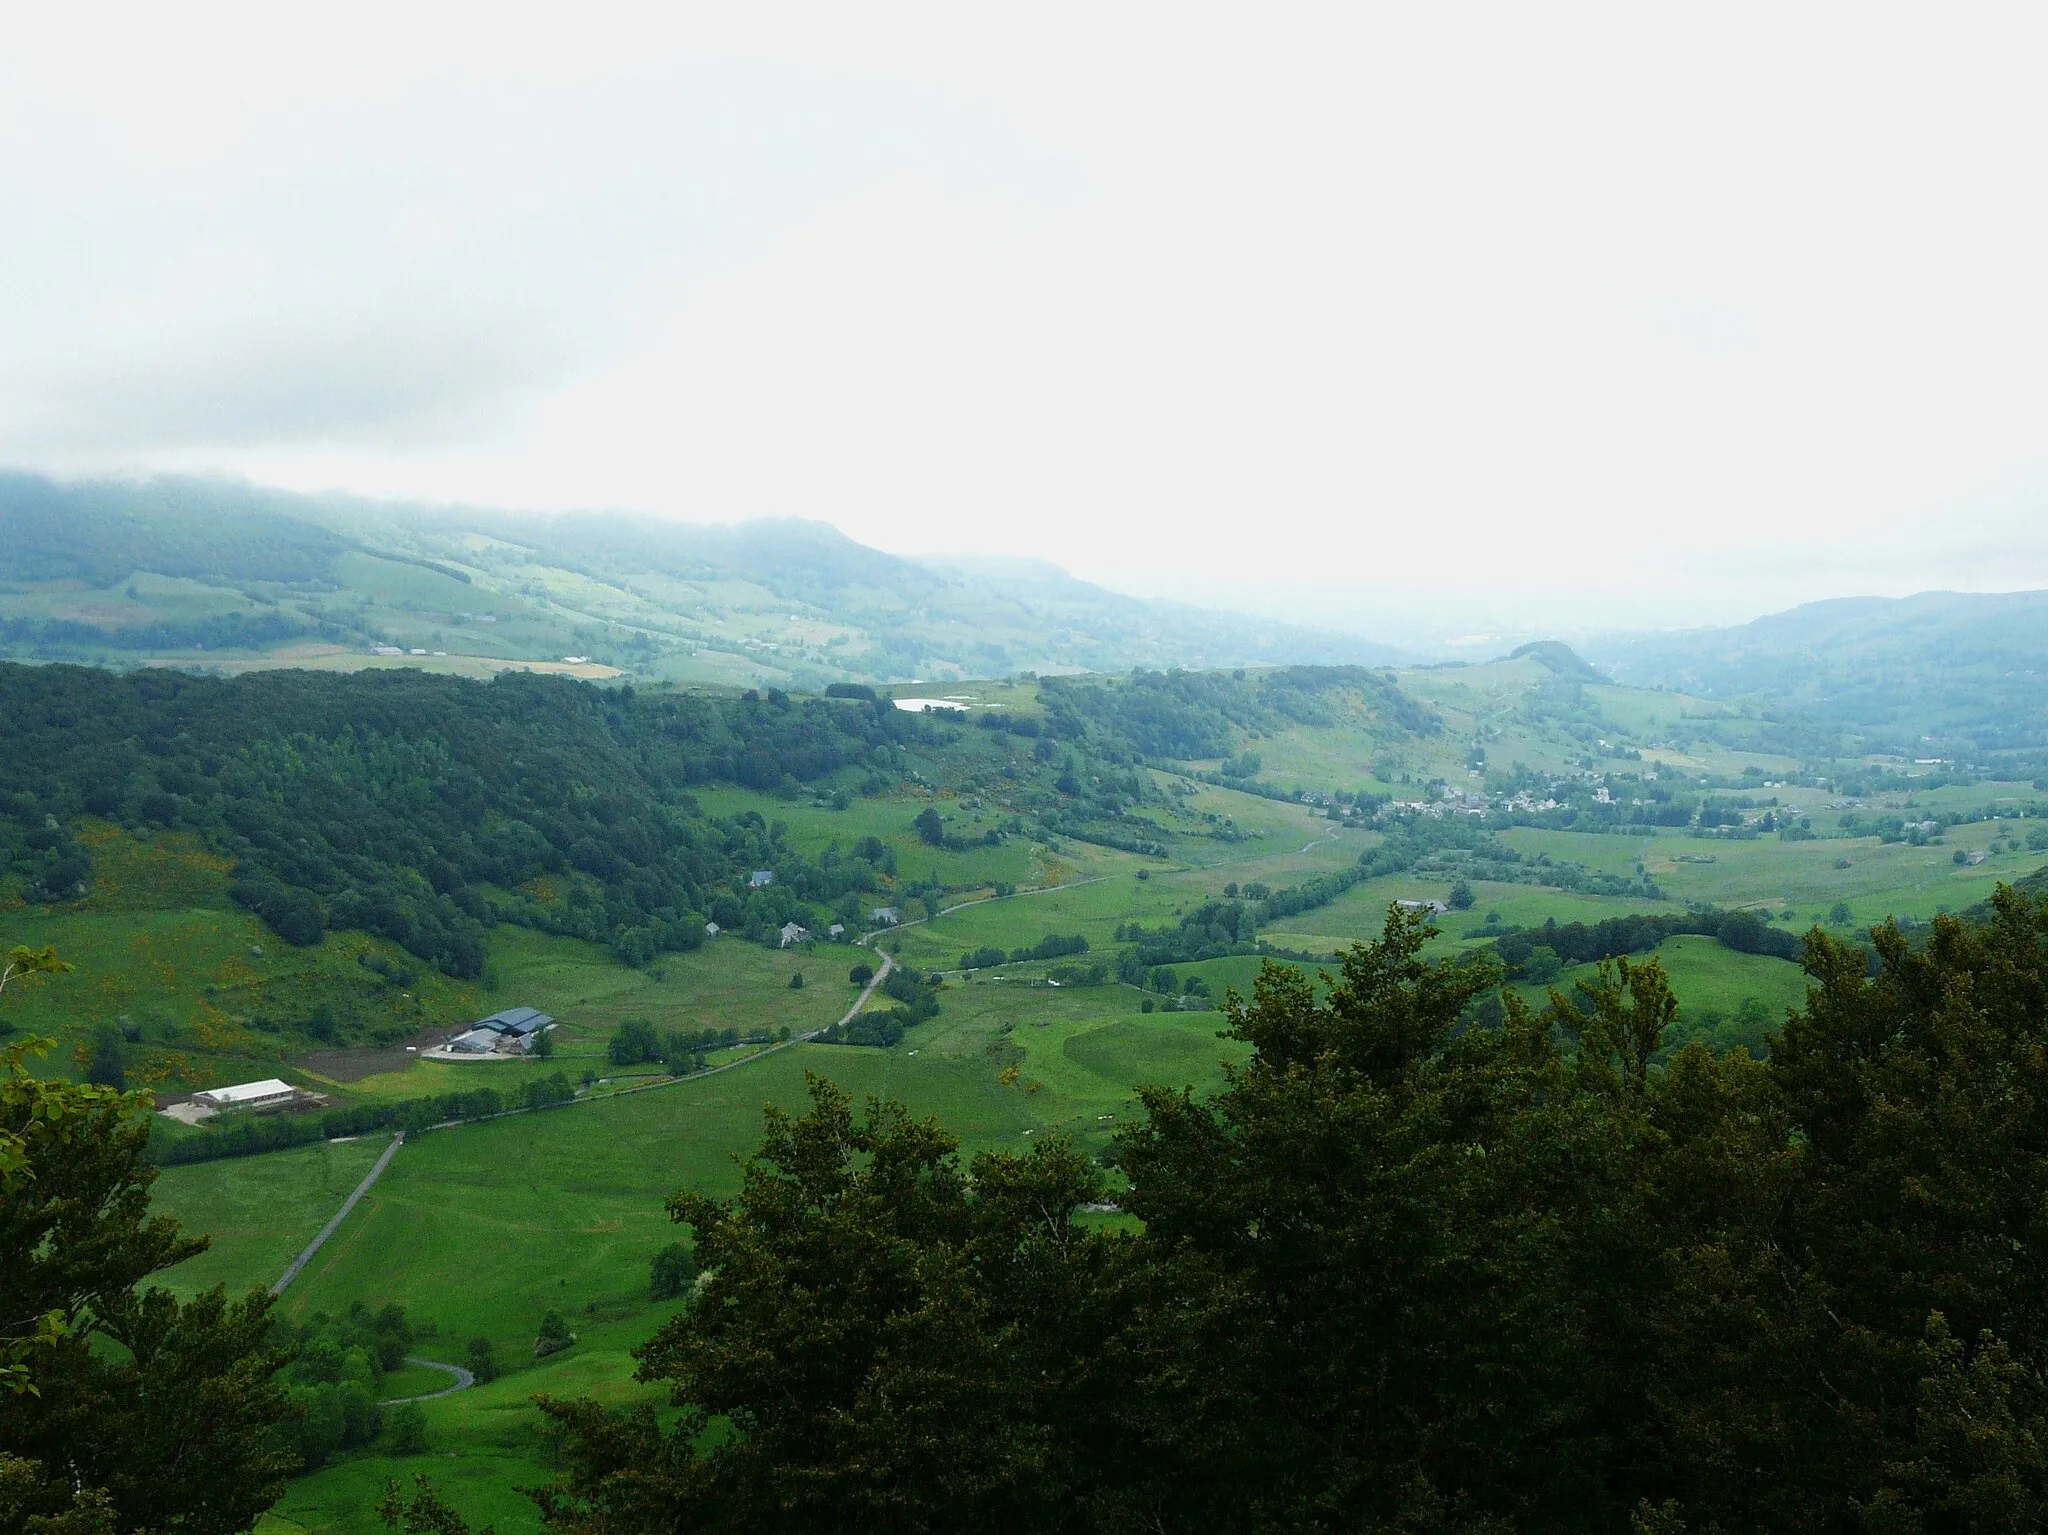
[270,1131,404,1295]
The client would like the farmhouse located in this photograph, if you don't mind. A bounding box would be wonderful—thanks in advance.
[778,922,810,947]
[194,1078,300,1112]
[446,1006,554,1055]
[870,906,901,926]
[704,921,720,938]
[1396,898,1450,915]
[748,870,775,888]
[828,923,846,939]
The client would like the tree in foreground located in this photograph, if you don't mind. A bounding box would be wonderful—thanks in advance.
[389,891,2048,1534]
[1112,895,2048,1530]
[0,1014,298,1535]
[529,1075,1115,1535]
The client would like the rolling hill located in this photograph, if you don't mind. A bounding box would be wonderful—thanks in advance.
[1585,590,2048,757]
[0,471,1408,686]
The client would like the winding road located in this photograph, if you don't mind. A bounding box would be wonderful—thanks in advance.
[806,949,895,1038]
[379,1355,475,1404]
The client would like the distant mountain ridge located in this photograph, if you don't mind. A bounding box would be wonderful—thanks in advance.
[0,471,1409,685]
[1584,589,2048,755]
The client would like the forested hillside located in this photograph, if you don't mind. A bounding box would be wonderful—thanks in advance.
[8,663,1431,1022]
[0,663,1185,990]
[1040,665,1439,758]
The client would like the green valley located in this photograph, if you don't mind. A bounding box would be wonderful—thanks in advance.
[6,638,2046,1535]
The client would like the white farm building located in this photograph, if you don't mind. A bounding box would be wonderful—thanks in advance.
[193,1079,300,1112]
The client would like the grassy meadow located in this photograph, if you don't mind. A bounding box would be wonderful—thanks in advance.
[157,977,1257,1535]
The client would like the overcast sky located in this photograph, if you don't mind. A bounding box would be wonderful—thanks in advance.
[6,4,2048,641]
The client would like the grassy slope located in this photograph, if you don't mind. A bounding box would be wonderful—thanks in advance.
[170,979,1254,1535]
[0,823,486,1091]
[1506,933,1812,1036]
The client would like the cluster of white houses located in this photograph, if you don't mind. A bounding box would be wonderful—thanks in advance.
[703,912,892,946]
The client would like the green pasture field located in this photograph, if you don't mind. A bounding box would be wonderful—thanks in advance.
[1641,828,2021,921]
[0,844,883,1112]
[1206,820,1370,882]
[325,552,584,664]
[488,925,862,1037]
[1579,684,1740,744]
[1231,661,1802,799]
[875,677,1047,715]
[150,1136,391,1299]
[882,875,1183,972]
[377,1360,456,1399]
[0,571,276,633]
[1377,659,1815,784]
[1173,953,1297,996]
[332,552,501,621]
[166,986,1253,1344]
[265,1308,671,1535]
[359,926,870,1083]
[1393,662,1610,772]
[1151,774,1347,846]
[1260,875,1645,958]
[1878,779,2043,814]
[1235,722,1441,793]
[471,558,683,636]
[681,784,1070,890]
[632,646,789,689]
[1393,657,1549,714]
[1496,826,1656,876]
[1215,714,1421,794]
[1508,934,1813,1051]
[1145,783,1364,880]
[1430,882,1653,942]
[684,735,1325,882]
[911,980,1249,1143]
